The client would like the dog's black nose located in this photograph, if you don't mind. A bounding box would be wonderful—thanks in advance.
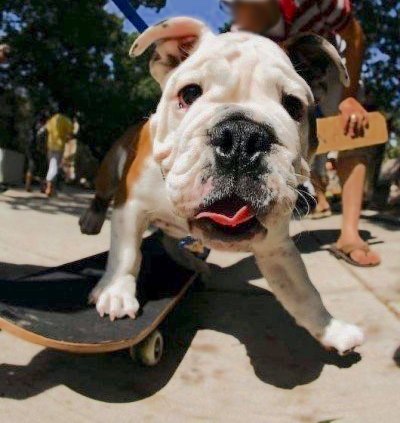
[209,116,274,172]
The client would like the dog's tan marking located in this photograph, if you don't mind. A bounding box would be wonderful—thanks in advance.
[114,121,152,208]
[95,123,145,200]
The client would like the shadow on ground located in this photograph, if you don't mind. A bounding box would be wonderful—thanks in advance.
[0,187,94,217]
[393,346,400,367]
[294,228,382,254]
[0,262,48,280]
[0,233,362,403]
[361,212,400,231]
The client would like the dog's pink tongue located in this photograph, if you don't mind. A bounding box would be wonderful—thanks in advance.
[195,205,254,227]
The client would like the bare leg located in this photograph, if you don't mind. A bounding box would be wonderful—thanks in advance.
[310,155,331,217]
[45,151,62,197]
[45,181,55,197]
[25,171,33,192]
[80,124,145,235]
[336,155,380,265]
[312,171,331,212]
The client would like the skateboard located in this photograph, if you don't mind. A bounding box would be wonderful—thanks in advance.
[316,111,388,155]
[0,233,199,366]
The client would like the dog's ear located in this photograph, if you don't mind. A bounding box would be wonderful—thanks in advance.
[284,33,350,101]
[284,34,349,175]
[129,17,212,87]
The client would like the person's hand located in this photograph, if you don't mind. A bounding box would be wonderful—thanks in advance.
[339,97,369,138]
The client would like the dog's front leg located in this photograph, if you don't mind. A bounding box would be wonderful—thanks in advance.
[253,234,364,355]
[90,200,149,320]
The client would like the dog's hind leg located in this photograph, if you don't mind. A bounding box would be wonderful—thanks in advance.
[80,123,146,235]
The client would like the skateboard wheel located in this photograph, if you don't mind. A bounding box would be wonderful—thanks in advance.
[134,330,164,366]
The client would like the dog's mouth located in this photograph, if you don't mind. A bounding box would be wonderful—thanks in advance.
[192,195,265,241]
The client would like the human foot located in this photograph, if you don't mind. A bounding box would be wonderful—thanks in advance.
[331,237,381,267]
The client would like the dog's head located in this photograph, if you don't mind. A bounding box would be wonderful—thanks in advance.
[131,17,348,247]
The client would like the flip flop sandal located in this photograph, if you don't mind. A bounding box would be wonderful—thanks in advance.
[308,208,332,220]
[328,243,380,267]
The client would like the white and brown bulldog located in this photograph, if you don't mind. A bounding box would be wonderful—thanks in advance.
[80,17,363,354]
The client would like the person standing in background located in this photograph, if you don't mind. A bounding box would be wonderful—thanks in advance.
[43,111,73,197]
[224,0,380,267]
[25,112,49,192]
[62,114,80,183]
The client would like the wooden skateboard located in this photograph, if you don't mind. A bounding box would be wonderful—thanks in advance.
[0,233,199,366]
[316,111,388,155]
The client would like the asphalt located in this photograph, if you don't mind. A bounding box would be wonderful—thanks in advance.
[0,187,399,423]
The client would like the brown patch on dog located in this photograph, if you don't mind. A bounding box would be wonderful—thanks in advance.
[94,123,146,202]
[151,51,161,63]
[166,53,180,69]
[114,121,152,208]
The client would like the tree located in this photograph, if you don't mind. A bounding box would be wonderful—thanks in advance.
[0,0,159,158]
[354,0,400,153]
[1,0,398,159]
[130,0,166,10]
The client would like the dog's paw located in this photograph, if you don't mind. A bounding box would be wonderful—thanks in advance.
[90,275,139,321]
[79,207,107,235]
[321,319,365,355]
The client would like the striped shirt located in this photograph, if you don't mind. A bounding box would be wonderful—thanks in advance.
[265,0,352,41]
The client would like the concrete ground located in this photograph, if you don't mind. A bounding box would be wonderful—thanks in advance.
[0,187,399,423]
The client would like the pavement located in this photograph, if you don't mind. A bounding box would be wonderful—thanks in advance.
[0,187,399,423]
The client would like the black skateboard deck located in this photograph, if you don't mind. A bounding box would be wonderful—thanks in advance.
[0,233,196,353]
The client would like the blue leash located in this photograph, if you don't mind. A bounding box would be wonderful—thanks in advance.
[112,0,149,32]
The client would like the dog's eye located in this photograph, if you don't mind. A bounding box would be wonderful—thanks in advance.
[178,84,203,109]
[282,94,304,121]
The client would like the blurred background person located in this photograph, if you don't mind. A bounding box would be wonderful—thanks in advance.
[224,0,380,267]
[43,110,73,197]
[24,111,49,192]
[62,113,80,183]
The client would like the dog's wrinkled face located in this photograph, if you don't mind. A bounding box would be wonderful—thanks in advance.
[131,18,348,247]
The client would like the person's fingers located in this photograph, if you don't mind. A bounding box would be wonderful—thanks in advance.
[350,121,357,138]
[348,114,357,137]
[343,114,351,135]
[341,108,369,136]
[361,112,369,129]
[351,113,364,138]
[354,116,362,137]
[357,113,367,137]
[358,121,365,137]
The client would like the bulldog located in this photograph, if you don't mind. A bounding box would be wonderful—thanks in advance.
[80,17,364,354]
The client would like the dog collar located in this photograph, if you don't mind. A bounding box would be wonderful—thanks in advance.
[178,237,210,260]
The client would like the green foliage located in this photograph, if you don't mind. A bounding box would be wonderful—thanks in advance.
[0,0,159,158]
[1,0,398,159]
[355,1,400,110]
[130,0,166,11]
[352,1,399,153]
